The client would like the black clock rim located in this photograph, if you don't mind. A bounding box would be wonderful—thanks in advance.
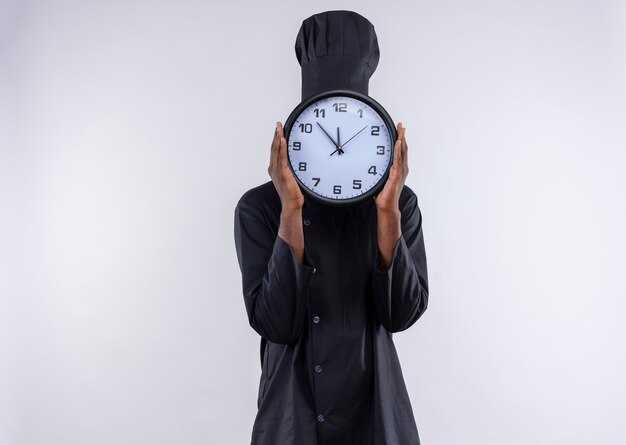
[283,89,398,207]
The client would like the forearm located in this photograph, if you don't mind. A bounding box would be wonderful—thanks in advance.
[278,208,305,263]
[372,197,429,333]
[371,234,429,333]
[376,208,401,270]
[235,195,315,345]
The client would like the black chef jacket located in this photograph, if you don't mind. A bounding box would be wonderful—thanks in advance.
[234,180,429,445]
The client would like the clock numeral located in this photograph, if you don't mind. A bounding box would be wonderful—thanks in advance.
[293,141,301,150]
[312,177,321,187]
[333,103,347,112]
[376,145,385,155]
[298,162,307,171]
[368,165,377,175]
[314,108,325,118]
[371,126,380,136]
[299,123,312,133]
[333,185,342,195]
[357,109,363,118]
[352,179,362,190]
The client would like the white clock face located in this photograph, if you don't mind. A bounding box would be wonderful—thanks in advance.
[287,95,393,203]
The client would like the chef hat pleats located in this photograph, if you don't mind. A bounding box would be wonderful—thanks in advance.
[295,10,380,100]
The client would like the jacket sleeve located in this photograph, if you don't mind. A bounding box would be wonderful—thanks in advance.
[234,193,316,345]
[371,187,429,333]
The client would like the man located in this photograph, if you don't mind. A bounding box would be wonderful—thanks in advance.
[234,10,429,445]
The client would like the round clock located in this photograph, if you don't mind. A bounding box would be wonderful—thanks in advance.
[284,89,397,206]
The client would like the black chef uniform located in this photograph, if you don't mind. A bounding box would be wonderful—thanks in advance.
[234,10,429,445]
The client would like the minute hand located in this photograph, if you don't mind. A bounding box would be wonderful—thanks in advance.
[341,125,368,148]
[316,122,339,148]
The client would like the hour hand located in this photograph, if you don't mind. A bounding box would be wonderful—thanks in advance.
[330,146,344,156]
[332,127,345,155]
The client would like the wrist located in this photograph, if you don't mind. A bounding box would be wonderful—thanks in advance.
[279,207,305,263]
[375,195,400,215]
[280,206,303,221]
[280,194,304,212]
[377,208,401,241]
[376,207,401,220]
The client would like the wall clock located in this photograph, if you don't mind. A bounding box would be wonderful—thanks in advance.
[284,89,397,206]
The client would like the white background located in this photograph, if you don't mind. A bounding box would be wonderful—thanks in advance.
[1,0,625,444]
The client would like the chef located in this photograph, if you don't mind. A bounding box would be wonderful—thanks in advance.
[234,10,429,444]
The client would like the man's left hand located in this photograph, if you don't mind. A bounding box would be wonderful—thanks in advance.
[375,122,408,214]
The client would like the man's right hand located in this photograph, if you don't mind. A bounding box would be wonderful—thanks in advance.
[268,122,305,263]
[268,122,305,211]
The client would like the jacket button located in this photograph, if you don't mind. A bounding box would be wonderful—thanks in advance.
[313,315,320,324]
[303,218,311,226]
[314,364,322,373]
[317,414,325,423]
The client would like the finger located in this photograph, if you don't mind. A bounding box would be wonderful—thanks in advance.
[277,121,284,139]
[400,125,408,167]
[392,137,402,172]
[394,122,403,168]
[396,122,404,143]
[277,122,288,170]
[270,122,281,172]
[279,135,289,171]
